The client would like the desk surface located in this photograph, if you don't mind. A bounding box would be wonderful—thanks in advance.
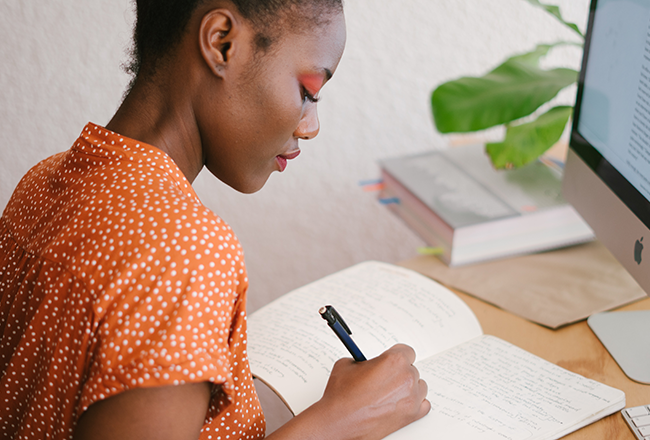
[419,269,650,439]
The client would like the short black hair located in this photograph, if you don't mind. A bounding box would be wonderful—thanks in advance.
[127,0,343,78]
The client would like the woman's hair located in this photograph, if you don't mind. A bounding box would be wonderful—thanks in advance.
[127,0,343,78]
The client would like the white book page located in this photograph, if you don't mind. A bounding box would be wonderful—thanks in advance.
[247,261,482,414]
[387,335,625,440]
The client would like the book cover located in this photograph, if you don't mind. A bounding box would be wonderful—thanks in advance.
[379,144,594,266]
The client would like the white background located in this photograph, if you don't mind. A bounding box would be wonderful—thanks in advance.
[0,0,588,313]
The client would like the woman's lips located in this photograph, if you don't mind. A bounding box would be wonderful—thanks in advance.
[276,150,301,172]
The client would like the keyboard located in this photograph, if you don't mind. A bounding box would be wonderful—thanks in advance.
[622,405,650,439]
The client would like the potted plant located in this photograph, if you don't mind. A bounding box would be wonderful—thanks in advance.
[431,0,584,169]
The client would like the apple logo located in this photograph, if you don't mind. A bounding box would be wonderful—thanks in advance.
[634,237,644,265]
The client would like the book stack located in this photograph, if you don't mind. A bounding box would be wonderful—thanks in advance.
[379,144,594,266]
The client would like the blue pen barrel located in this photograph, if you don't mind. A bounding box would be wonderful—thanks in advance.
[331,321,367,362]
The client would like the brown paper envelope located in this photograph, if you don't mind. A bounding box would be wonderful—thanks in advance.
[402,241,647,329]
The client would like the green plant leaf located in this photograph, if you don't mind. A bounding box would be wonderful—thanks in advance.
[431,46,578,133]
[509,42,583,64]
[508,44,552,64]
[524,0,584,38]
[486,105,573,169]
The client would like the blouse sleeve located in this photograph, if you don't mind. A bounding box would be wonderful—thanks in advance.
[78,212,249,419]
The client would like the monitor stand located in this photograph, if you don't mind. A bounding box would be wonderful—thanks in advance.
[588,310,650,384]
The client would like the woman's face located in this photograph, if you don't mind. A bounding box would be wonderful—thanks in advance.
[198,11,347,193]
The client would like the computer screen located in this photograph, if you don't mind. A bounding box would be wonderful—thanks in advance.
[563,0,650,384]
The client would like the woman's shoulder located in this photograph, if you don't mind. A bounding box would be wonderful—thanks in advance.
[68,124,234,241]
[41,127,245,294]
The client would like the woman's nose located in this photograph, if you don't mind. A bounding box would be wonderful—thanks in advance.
[295,105,320,140]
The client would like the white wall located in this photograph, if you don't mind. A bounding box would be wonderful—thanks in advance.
[0,0,589,312]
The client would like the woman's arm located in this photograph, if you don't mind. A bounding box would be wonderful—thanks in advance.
[73,382,211,440]
[73,344,428,440]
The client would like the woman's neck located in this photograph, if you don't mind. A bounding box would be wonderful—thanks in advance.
[106,74,204,183]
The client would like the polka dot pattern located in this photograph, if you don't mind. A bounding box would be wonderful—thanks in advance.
[0,123,266,439]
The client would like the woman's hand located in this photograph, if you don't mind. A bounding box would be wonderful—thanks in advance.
[267,344,430,440]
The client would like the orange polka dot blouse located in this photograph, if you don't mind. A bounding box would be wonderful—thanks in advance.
[0,123,266,439]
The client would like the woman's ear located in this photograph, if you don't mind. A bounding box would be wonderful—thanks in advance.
[199,9,238,78]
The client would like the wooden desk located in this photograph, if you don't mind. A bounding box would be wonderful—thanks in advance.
[405,266,650,439]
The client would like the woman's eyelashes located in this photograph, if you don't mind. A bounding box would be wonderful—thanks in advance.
[302,86,320,103]
[298,73,326,104]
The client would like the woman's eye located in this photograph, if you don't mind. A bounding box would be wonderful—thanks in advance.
[302,87,320,103]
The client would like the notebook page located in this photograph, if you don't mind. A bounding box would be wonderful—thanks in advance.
[247,261,482,414]
[387,335,625,440]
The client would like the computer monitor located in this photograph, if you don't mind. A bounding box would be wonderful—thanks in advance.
[563,0,650,384]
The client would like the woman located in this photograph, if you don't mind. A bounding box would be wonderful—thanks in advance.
[0,1,430,439]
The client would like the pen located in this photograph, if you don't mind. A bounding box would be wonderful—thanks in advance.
[319,305,367,362]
